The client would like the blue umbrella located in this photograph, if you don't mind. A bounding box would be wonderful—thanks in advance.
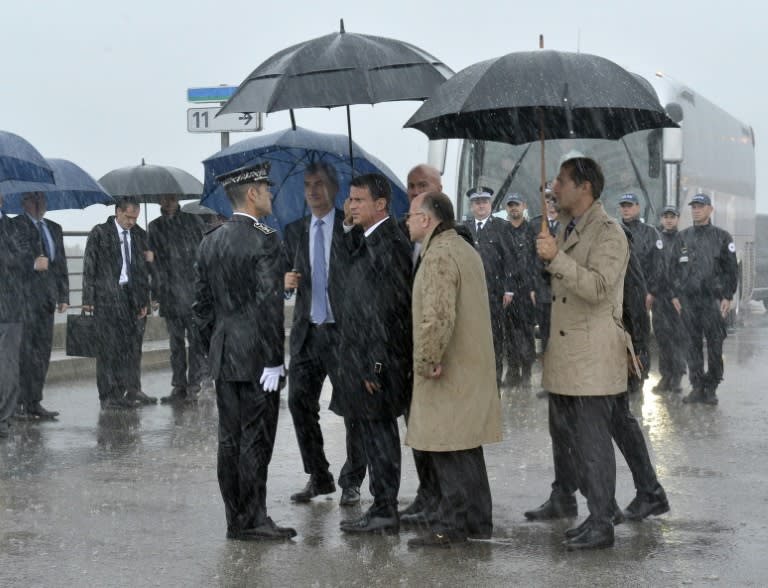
[201,127,408,233]
[0,130,55,183]
[0,158,114,214]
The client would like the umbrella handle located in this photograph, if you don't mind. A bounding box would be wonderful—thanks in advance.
[538,109,549,235]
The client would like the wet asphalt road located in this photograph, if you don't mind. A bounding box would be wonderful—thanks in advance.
[2,306,768,587]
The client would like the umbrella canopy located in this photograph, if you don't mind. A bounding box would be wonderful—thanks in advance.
[405,50,678,231]
[98,159,203,203]
[0,158,114,214]
[217,20,453,165]
[0,130,55,184]
[404,50,678,143]
[201,127,408,232]
[181,200,219,216]
[219,20,453,114]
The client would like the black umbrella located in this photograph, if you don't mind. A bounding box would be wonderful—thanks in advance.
[218,19,453,164]
[405,50,678,230]
[98,159,203,204]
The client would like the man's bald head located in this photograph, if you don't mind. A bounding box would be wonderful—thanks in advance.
[406,163,442,202]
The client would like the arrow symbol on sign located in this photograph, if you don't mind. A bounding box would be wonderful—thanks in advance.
[238,113,253,125]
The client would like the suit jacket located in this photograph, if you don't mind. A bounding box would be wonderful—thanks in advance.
[283,209,349,357]
[82,216,151,315]
[148,209,205,318]
[464,216,515,303]
[194,215,284,383]
[0,215,24,322]
[333,217,413,419]
[14,214,69,315]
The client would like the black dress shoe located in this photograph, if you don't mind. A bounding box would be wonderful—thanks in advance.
[467,526,492,540]
[524,494,577,520]
[340,513,398,535]
[623,488,670,521]
[563,523,614,550]
[565,509,624,539]
[398,497,426,517]
[339,486,361,506]
[126,390,158,405]
[27,402,59,420]
[160,387,187,404]
[291,475,336,503]
[400,510,438,526]
[238,518,297,541]
[683,386,706,404]
[408,530,466,548]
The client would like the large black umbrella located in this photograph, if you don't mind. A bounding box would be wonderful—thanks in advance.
[217,19,453,163]
[98,159,203,204]
[405,50,678,229]
[0,130,54,183]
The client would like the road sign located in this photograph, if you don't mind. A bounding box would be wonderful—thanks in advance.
[187,86,238,103]
[187,108,262,133]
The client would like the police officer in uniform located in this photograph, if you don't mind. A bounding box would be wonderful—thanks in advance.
[194,161,295,541]
[502,193,537,388]
[464,187,515,387]
[669,194,738,405]
[652,205,687,393]
[618,193,663,393]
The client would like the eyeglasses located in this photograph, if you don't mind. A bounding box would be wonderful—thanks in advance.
[404,212,426,221]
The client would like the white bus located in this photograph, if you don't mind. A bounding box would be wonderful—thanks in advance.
[438,72,757,316]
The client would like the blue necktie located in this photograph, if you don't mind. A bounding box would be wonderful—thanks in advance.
[38,220,54,260]
[123,230,131,281]
[311,219,327,324]
[565,220,576,239]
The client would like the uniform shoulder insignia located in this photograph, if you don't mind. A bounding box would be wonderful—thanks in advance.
[728,242,736,253]
[253,221,276,235]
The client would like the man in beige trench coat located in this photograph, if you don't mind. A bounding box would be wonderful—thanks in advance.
[404,191,503,548]
[533,157,630,551]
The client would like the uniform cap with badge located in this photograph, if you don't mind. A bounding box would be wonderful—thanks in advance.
[466,186,494,200]
[661,205,679,216]
[618,193,639,205]
[215,161,274,187]
[688,193,712,206]
[505,192,525,205]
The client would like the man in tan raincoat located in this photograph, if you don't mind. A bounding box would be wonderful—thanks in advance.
[404,191,502,548]
[531,157,630,551]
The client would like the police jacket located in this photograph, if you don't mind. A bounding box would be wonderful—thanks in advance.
[669,223,738,301]
[194,215,284,383]
[621,226,649,355]
[622,218,663,297]
[464,216,515,301]
[655,228,679,298]
[507,220,537,297]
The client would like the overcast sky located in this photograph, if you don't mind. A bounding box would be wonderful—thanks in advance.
[1,0,764,229]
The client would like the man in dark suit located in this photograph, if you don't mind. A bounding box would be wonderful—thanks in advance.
[194,161,295,541]
[149,194,206,404]
[82,197,151,409]
[336,173,412,535]
[464,187,515,387]
[0,194,24,437]
[13,192,69,419]
[283,163,366,506]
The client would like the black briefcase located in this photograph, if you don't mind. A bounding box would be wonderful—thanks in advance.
[66,310,98,358]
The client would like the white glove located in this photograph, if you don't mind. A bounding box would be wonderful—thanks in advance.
[259,365,285,392]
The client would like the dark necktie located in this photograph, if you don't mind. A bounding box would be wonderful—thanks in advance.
[311,219,327,324]
[123,230,131,281]
[476,221,484,233]
[565,220,576,239]
[38,220,53,260]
